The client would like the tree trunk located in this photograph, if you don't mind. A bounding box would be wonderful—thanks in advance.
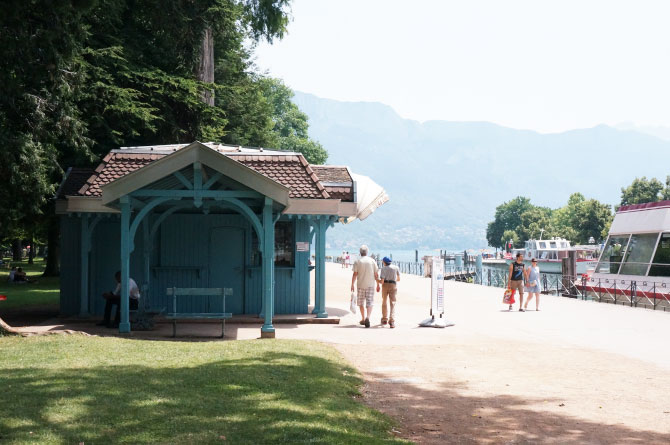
[0,317,21,336]
[196,26,215,106]
[28,236,34,264]
[11,239,22,261]
[43,216,60,277]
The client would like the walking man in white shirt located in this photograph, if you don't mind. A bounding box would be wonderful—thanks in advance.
[97,271,140,328]
[351,245,380,328]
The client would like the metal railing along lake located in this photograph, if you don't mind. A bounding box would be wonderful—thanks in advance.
[327,256,670,312]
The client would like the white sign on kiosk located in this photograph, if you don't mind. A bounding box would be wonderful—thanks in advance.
[419,257,454,328]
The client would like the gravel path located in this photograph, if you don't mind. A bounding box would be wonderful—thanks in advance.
[322,263,670,444]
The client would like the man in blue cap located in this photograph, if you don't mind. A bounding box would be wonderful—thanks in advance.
[379,256,401,328]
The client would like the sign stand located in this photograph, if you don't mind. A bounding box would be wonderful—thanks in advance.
[419,257,454,328]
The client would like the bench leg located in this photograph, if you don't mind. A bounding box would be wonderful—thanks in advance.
[221,319,225,339]
[173,320,176,338]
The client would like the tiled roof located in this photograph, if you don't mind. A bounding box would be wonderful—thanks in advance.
[310,166,354,202]
[311,165,352,183]
[79,153,161,197]
[228,154,329,199]
[64,145,334,200]
[56,167,95,198]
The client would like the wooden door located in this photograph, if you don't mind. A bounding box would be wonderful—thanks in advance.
[209,227,245,314]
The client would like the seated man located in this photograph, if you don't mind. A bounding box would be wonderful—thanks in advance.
[8,266,16,282]
[97,271,140,328]
[13,267,33,283]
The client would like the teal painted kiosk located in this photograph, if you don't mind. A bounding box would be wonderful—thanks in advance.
[56,142,386,337]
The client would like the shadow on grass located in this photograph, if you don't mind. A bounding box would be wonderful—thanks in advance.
[362,370,670,444]
[0,348,405,444]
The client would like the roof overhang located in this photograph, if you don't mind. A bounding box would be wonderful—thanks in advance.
[56,196,120,215]
[101,142,290,206]
[610,206,670,235]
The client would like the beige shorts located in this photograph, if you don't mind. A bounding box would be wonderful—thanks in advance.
[509,280,524,297]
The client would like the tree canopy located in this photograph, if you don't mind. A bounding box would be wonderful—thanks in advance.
[486,193,613,249]
[0,0,326,273]
[620,176,670,206]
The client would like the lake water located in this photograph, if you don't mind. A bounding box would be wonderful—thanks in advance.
[326,249,467,263]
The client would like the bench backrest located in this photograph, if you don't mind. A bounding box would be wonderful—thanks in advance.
[166,287,233,314]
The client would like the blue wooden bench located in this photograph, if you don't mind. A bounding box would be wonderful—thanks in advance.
[166,287,232,338]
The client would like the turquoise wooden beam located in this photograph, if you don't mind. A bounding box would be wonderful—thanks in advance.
[149,203,190,240]
[128,196,176,253]
[173,171,193,190]
[130,190,262,199]
[142,217,151,304]
[119,196,131,333]
[202,172,222,190]
[217,197,264,246]
[193,162,203,207]
[261,197,275,337]
[129,197,147,209]
[79,213,90,317]
[314,218,328,318]
[79,213,103,317]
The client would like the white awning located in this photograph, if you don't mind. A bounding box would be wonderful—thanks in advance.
[341,173,389,223]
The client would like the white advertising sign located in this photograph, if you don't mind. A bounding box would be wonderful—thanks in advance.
[431,257,445,315]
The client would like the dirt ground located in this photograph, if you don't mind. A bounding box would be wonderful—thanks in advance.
[325,264,670,445]
[13,263,670,444]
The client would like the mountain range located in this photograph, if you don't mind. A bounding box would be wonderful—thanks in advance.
[293,92,670,250]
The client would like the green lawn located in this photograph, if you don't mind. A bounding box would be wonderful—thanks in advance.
[0,258,59,310]
[0,336,407,444]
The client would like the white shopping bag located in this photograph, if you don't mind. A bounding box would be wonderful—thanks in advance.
[350,292,357,314]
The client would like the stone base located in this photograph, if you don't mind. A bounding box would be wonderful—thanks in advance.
[260,330,276,339]
[418,316,455,328]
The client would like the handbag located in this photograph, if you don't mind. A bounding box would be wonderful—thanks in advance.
[503,288,516,304]
[350,292,357,314]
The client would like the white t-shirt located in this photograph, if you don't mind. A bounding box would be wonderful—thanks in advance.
[353,256,378,289]
[380,264,400,282]
[114,278,140,299]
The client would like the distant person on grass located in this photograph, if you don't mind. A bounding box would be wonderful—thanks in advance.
[97,271,140,328]
[351,245,380,328]
[12,267,35,283]
[379,257,400,328]
[508,253,525,311]
[8,266,16,282]
[524,258,541,311]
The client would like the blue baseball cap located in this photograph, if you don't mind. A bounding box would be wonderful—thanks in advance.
[382,257,392,264]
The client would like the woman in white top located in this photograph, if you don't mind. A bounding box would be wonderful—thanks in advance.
[523,258,541,311]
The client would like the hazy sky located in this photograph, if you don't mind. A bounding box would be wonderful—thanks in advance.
[254,0,670,133]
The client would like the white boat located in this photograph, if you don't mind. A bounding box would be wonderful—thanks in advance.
[581,200,670,308]
[497,238,599,274]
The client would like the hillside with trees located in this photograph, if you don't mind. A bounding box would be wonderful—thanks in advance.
[294,92,670,251]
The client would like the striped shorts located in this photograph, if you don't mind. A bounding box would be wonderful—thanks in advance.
[357,287,375,307]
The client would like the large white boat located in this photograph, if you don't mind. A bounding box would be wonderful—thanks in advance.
[581,200,670,309]
[499,238,599,273]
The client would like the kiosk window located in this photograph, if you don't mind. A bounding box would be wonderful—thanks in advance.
[274,222,295,267]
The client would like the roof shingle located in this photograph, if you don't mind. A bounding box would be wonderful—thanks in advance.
[64,145,339,200]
